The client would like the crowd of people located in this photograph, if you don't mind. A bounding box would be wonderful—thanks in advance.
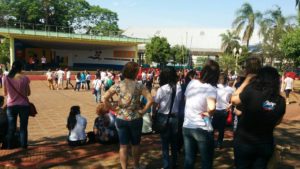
[0,58,297,169]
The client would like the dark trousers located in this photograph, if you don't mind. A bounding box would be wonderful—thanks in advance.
[177,116,184,152]
[74,82,80,91]
[68,139,86,146]
[212,109,227,145]
[86,80,90,90]
[183,127,214,169]
[234,140,274,169]
[159,114,178,169]
[6,105,30,148]
[66,78,74,89]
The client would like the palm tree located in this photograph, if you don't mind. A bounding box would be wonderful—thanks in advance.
[220,30,240,54]
[232,3,262,47]
[259,6,296,66]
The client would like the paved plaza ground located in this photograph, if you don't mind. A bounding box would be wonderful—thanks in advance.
[0,79,299,169]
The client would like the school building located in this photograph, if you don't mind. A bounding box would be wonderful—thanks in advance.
[0,24,148,70]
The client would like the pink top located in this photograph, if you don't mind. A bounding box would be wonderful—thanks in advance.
[3,75,30,107]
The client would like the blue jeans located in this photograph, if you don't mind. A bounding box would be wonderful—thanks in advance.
[183,127,214,169]
[6,105,30,148]
[94,89,101,103]
[159,114,178,169]
[234,140,274,169]
[74,82,81,91]
[212,109,227,145]
[115,118,143,145]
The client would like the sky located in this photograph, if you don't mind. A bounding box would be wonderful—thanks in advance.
[88,0,298,29]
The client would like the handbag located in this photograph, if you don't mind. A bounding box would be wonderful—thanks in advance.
[6,77,38,117]
[152,85,176,133]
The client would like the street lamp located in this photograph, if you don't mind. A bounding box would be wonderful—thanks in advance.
[233,47,242,75]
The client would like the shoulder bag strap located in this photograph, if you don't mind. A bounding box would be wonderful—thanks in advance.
[167,85,177,120]
[6,77,29,103]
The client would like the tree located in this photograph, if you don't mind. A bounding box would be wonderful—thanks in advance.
[296,0,300,24]
[280,29,300,67]
[84,6,121,36]
[259,6,296,67]
[220,30,240,54]
[232,3,262,47]
[145,36,171,67]
[0,38,10,64]
[0,0,121,35]
[219,54,236,72]
[170,45,189,64]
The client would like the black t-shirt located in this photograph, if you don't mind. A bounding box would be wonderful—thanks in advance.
[235,85,286,144]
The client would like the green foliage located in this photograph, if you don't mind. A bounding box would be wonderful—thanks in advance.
[195,57,208,68]
[219,54,236,72]
[170,45,189,64]
[145,36,171,65]
[0,38,10,64]
[232,3,262,47]
[259,6,295,66]
[280,29,300,67]
[0,0,121,35]
[84,6,121,36]
[220,30,240,54]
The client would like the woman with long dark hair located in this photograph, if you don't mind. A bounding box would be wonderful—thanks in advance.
[153,67,182,169]
[3,61,31,149]
[183,60,220,169]
[67,106,87,146]
[231,66,286,169]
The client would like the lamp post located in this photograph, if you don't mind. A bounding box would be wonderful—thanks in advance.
[233,47,242,75]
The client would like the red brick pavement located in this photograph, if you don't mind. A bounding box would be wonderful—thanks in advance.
[0,80,299,169]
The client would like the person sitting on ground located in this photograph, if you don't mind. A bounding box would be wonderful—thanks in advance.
[94,103,118,144]
[0,96,7,145]
[67,106,87,146]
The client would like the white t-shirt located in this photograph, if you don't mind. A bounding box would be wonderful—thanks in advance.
[3,71,9,76]
[183,80,217,130]
[46,71,52,80]
[68,114,87,141]
[101,71,106,81]
[216,84,234,110]
[56,70,65,79]
[142,72,147,81]
[284,77,294,90]
[66,71,71,79]
[154,84,182,115]
[86,74,91,81]
[41,57,46,64]
[93,79,102,90]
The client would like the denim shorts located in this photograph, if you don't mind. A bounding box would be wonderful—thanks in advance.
[115,118,143,145]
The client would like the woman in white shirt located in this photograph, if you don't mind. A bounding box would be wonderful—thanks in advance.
[212,73,234,149]
[67,106,87,146]
[93,74,102,103]
[153,68,182,169]
[283,75,294,104]
[183,60,220,169]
